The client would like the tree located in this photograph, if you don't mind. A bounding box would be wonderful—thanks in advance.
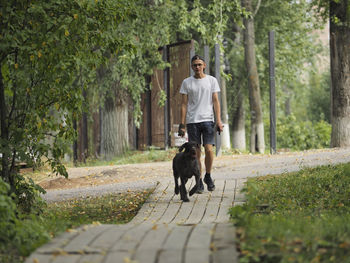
[225,0,325,152]
[308,0,350,147]
[241,0,265,153]
[329,0,350,147]
[0,0,245,207]
[0,0,134,199]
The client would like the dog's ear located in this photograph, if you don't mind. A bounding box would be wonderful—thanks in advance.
[179,142,188,152]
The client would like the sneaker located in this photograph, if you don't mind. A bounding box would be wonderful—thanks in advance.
[204,173,215,191]
[196,179,204,194]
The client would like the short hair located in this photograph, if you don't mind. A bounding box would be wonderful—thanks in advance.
[191,54,205,63]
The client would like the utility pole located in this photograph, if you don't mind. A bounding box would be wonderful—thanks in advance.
[269,31,276,154]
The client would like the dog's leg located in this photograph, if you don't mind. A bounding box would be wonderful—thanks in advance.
[189,174,200,196]
[174,173,179,195]
[180,177,189,202]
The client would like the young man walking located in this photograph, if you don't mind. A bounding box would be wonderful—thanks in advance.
[178,54,223,193]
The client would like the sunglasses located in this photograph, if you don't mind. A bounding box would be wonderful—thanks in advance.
[192,63,203,67]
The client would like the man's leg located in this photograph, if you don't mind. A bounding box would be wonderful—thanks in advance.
[195,146,204,194]
[204,144,214,174]
[201,122,216,191]
[196,147,202,176]
[203,144,215,191]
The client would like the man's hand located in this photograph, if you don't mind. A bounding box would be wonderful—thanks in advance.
[178,123,185,137]
[216,122,224,135]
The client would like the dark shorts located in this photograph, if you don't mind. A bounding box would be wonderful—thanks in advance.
[187,121,215,146]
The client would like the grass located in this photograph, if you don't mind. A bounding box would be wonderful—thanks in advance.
[230,163,350,263]
[70,147,178,167]
[1,189,153,263]
[43,189,153,228]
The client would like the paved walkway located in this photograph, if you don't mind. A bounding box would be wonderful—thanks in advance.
[25,178,246,263]
[26,147,350,263]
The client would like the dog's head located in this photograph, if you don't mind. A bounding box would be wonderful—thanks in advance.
[178,142,199,159]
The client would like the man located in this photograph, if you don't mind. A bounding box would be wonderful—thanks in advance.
[178,54,223,193]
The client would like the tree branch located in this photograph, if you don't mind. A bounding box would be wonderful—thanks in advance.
[253,0,261,17]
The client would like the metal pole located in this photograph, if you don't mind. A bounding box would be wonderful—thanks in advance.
[204,45,210,74]
[269,31,276,154]
[163,45,169,150]
[215,43,222,157]
[146,77,152,147]
[190,46,195,76]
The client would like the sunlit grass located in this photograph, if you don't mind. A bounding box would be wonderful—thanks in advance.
[43,189,153,229]
[230,163,350,263]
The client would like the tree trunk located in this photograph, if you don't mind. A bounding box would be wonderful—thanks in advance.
[220,72,231,149]
[0,71,10,183]
[330,0,350,147]
[100,96,129,160]
[282,85,291,116]
[81,89,88,162]
[232,91,246,151]
[73,118,78,165]
[232,90,246,150]
[242,0,265,153]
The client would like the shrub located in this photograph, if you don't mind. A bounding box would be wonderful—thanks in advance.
[276,114,331,150]
[0,179,49,262]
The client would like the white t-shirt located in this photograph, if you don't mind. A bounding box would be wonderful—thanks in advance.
[180,75,220,124]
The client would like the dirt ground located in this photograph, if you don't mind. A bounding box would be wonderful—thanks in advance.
[37,161,172,191]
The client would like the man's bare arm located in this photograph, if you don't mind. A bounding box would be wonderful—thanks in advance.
[179,94,188,137]
[212,92,223,132]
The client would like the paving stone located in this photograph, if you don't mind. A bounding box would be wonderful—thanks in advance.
[26,177,241,263]
[157,249,184,263]
[90,224,133,250]
[77,254,105,263]
[171,196,196,225]
[133,224,170,262]
[62,225,112,252]
[212,223,239,263]
[25,254,55,263]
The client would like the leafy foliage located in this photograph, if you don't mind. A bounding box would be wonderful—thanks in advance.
[1,0,244,185]
[225,0,331,151]
[275,115,331,151]
[1,0,138,194]
[230,163,350,262]
[307,71,331,123]
[0,178,49,262]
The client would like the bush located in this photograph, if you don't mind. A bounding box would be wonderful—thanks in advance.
[276,114,331,150]
[0,178,49,262]
[14,175,46,214]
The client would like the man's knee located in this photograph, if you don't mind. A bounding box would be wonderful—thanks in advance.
[204,144,213,155]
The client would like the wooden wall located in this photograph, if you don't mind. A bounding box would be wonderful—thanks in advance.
[138,40,194,149]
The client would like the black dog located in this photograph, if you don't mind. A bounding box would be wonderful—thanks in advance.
[172,142,200,202]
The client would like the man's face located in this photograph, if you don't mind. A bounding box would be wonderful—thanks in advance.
[191,59,206,75]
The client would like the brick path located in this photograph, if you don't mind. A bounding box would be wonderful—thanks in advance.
[26,147,350,263]
[25,178,245,263]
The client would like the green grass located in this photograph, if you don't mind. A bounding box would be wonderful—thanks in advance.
[230,163,350,263]
[67,146,242,168]
[43,190,153,227]
[1,189,153,263]
[70,147,178,167]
